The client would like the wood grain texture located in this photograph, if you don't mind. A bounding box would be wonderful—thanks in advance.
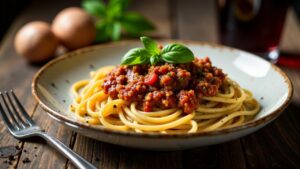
[182,146,219,169]
[15,0,82,168]
[241,106,300,169]
[175,0,218,42]
[17,106,74,169]
[0,5,39,169]
[283,68,300,105]
[241,67,300,169]
[218,140,247,169]
[129,0,172,38]
[67,135,121,169]
[0,51,38,167]
[0,0,80,168]
[280,8,300,53]
[119,149,182,169]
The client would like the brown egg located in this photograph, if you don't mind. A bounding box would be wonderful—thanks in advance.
[52,7,96,50]
[14,21,58,63]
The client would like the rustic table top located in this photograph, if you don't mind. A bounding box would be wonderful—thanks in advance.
[0,0,300,168]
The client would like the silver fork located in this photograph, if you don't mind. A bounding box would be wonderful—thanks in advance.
[0,90,97,169]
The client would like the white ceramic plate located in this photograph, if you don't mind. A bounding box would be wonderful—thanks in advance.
[32,40,293,150]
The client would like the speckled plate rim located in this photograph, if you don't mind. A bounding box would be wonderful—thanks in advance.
[32,39,293,139]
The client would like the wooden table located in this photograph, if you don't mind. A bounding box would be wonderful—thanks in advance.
[1,0,300,168]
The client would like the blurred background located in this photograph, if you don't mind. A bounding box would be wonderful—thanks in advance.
[1,0,300,65]
[0,1,300,168]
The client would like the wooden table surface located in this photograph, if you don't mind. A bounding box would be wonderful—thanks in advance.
[0,0,300,168]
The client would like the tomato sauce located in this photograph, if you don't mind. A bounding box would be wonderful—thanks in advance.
[102,57,226,113]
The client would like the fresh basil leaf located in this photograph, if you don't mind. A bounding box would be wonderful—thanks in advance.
[150,55,161,65]
[119,0,130,11]
[121,48,151,65]
[140,36,160,55]
[96,20,121,42]
[106,0,129,19]
[161,43,194,63]
[82,0,156,42]
[107,0,129,12]
[111,22,121,41]
[95,21,112,42]
[107,6,121,20]
[120,12,155,36]
[106,1,121,19]
[81,0,106,16]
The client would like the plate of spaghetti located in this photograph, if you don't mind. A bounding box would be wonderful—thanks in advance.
[32,37,293,150]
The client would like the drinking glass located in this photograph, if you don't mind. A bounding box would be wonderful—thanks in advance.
[217,0,290,63]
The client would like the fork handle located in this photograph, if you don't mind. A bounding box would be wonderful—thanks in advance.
[37,132,97,169]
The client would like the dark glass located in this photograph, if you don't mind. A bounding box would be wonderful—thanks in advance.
[218,0,290,62]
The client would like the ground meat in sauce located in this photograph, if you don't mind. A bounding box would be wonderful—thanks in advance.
[102,57,226,114]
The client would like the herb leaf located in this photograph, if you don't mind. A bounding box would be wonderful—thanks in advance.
[150,55,161,65]
[82,0,106,16]
[121,12,155,37]
[106,0,125,19]
[107,0,129,14]
[82,0,154,42]
[95,21,112,42]
[121,37,195,65]
[161,44,194,63]
[111,22,121,41]
[121,48,151,65]
[140,36,160,55]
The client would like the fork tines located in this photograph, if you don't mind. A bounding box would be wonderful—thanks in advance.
[0,90,35,131]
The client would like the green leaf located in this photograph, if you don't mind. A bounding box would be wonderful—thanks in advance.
[150,55,161,65]
[82,0,156,43]
[95,21,111,42]
[140,36,160,55]
[121,12,155,36]
[161,43,194,63]
[121,48,151,65]
[96,20,121,42]
[81,0,106,16]
[107,0,129,11]
[106,3,122,19]
[119,0,130,11]
[106,0,129,19]
[111,22,121,41]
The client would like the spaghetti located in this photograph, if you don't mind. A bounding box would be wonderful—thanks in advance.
[70,65,260,134]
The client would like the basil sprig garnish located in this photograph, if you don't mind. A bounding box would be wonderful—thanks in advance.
[82,0,155,42]
[121,36,194,65]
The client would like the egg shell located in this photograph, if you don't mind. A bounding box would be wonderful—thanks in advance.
[52,7,96,50]
[14,21,58,63]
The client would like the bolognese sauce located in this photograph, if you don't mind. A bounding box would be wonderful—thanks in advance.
[102,57,226,114]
